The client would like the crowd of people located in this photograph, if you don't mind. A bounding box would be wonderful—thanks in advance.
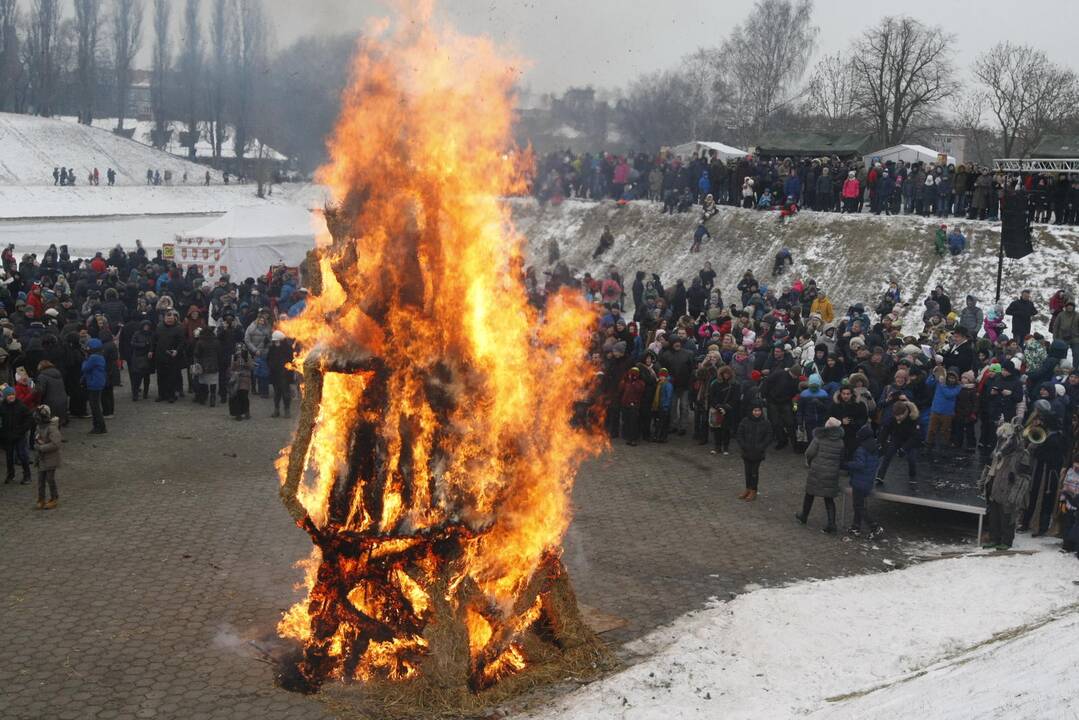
[0,241,305,511]
[534,149,1079,224]
[582,262,1079,553]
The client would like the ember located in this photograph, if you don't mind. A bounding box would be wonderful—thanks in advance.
[274,0,607,707]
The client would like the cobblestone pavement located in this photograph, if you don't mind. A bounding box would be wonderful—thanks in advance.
[0,397,976,719]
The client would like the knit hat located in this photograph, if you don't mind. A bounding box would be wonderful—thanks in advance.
[271,330,286,342]
[1,386,13,398]
[825,417,842,429]
[88,338,103,351]
[808,373,822,388]
[988,363,1002,374]
[44,308,59,318]
[750,370,762,382]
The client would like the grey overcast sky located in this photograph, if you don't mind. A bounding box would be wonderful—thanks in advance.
[260,0,1077,94]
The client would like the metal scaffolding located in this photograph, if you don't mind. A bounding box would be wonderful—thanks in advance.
[993,158,1079,174]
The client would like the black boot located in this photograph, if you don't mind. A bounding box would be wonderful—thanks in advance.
[822,502,837,534]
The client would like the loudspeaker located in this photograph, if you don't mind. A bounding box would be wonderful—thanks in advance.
[1000,190,1033,259]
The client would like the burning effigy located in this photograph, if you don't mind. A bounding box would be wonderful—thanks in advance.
[273,1,608,711]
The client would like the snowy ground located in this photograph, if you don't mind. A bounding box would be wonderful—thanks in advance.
[517,537,1079,720]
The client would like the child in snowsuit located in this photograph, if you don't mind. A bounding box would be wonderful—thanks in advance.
[843,424,882,538]
[33,405,61,509]
[734,401,772,501]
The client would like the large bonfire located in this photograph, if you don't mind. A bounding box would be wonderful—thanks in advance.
[273,1,607,708]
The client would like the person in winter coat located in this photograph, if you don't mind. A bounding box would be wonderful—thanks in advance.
[734,401,772,501]
[1048,299,1079,364]
[81,337,107,434]
[796,416,845,532]
[980,419,1031,550]
[830,385,869,459]
[244,311,273,397]
[151,310,185,402]
[0,385,32,483]
[128,320,154,401]
[708,365,740,454]
[843,424,882,538]
[34,360,68,427]
[228,344,254,421]
[267,331,295,418]
[796,374,831,448]
[619,366,646,445]
[192,327,221,406]
[32,404,61,509]
[959,296,984,338]
[875,399,921,483]
[947,227,966,255]
[925,367,962,459]
[761,363,801,450]
[99,330,120,418]
[651,368,674,442]
[1018,400,1068,536]
[1005,290,1037,346]
[810,293,834,324]
[841,171,861,213]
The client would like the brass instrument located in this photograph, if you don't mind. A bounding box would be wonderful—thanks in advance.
[1022,424,1047,445]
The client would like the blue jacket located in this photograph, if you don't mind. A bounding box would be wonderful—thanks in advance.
[81,353,107,391]
[927,374,962,415]
[698,172,711,195]
[797,388,832,429]
[844,432,880,494]
[784,175,802,199]
[947,231,965,253]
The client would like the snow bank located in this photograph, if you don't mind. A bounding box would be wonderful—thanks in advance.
[518,539,1079,719]
[510,199,1079,337]
[0,183,327,220]
[0,112,220,186]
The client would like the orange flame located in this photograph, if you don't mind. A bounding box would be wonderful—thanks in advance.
[276,0,598,687]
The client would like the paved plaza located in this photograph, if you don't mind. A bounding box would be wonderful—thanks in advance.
[0,398,976,719]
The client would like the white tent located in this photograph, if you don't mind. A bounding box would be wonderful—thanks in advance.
[174,204,325,283]
[863,144,956,169]
[669,141,748,161]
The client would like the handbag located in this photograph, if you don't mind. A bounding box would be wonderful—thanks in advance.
[708,406,726,429]
[795,423,808,444]
[190,363,203,377]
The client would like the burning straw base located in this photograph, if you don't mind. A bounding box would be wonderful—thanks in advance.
[278,561,614,718]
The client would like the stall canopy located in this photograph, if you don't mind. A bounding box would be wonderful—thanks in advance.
[753,132,876,159]
[669,141,748,161]
[175,204,325,282]
[863,144,956,169]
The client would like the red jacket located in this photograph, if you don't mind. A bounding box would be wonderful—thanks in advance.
[619,375,646,407]
[90,257,107,273]
[842,178,861,199]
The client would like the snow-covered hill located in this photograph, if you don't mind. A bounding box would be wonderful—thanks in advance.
[0,112,221,187]
[511,199,1079,335]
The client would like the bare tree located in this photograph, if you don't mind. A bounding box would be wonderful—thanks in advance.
[0,0,19,112]
[951,92,999,167]
[74,0,102,124]
[850,16,957,146]
[974,42,1079,158]
[112,0,143,131]
[178,0,202,157]
[680,47,731,141]
[618,70,695,151]
[723,0,817,137]
[26,0,61,116]
[232,0,269,163]
[804,51,860,130]
[207,0,230,158]
[150,0,170,145]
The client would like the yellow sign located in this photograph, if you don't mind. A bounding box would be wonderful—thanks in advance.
[162,243,175,260]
